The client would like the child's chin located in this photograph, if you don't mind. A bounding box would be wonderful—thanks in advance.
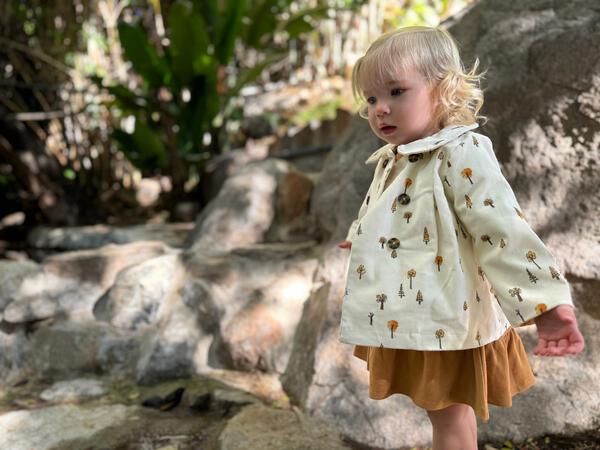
[377,131,399,141]
[383,135,406,145]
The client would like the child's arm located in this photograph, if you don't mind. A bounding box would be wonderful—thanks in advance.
[444,133,576,328]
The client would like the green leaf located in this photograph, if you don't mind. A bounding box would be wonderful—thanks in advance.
[282,17,313,38]
[113,121,168,170]
[168,0,210,86]
[214,0,247,64]
[227,51,287,100]
[105,83,148,112]
[181,71,218,146]
[279,6,329,39]
[240,0,279,49]
[193,0,219,40]
[112,129,136,156]
[133,121,168,169]
[117,21,169,89]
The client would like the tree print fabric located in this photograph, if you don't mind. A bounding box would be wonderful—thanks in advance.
[339,123,574,351]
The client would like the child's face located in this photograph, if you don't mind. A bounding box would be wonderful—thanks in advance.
[363,65,441,145]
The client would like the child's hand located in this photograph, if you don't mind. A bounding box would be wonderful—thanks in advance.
[532,305,585,356]
[337,240,352,249]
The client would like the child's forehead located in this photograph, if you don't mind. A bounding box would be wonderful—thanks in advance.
[360,62,423,93]
[383,77,411,86]
[362,75,416,94]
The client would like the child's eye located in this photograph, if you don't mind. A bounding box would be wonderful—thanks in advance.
[366,89,403,105]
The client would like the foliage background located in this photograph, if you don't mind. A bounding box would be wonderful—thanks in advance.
[0,0,474,234]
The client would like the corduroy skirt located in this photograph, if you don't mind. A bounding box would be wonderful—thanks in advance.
[352,325,536,422]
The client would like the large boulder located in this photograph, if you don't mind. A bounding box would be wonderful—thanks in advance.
[184,158,316,253]
[0,242,173,325]
[27,222,194,252]
[26,320,140,381]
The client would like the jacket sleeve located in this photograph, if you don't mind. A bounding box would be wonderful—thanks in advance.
[444,132,575,327]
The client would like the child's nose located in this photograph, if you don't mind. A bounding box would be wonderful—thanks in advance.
[376,102,390,115]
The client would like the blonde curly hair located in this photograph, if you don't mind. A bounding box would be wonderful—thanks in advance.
[351,25,488,128]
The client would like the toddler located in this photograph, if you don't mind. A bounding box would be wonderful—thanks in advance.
[337,25,585,450]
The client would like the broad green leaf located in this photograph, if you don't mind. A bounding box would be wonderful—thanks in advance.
[114,120,168,170]
[227,51,287,100]
[111,128,137,160]
[193,0,219,39]
[241,0,278,49]
[182,70,219,147]
[132,120,168,169]
[215,0,247,64]
[279,6,329,39]
[168,1,210,87]
[105,83,148,112]
[118,21,169,89]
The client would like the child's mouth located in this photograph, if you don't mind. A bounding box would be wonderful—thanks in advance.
[381,126,397,135]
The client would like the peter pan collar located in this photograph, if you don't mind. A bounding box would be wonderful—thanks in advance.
[365,122,479,165]
[363,123,479,205]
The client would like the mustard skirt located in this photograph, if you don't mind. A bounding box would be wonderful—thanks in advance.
[352,326,536,422]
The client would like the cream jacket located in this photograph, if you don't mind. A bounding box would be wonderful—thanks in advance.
[339,123,574,351]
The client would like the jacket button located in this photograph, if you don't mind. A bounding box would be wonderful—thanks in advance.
[408,153,422,162]
[387,237,400,249]
[397,193,410,205]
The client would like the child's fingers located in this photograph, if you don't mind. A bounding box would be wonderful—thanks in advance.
[532,338,548,355]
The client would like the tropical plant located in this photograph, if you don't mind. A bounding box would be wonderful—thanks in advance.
[94,0,333,200]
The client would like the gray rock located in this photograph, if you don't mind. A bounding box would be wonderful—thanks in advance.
[310,115,382,244]
[2,272,105,323]
[133,244,318,384]
[443,0,600,281]
[0,324,28,387]
[217,403,351,450]
[0,400,215,450]
[181,243,319,375]
[27,222,194,251]
[27,320,135,380]
[2,242,175,325]
[0,259,40,311]
[184,159,279,253]
[93,252,182,331]
[480,316,600,440]
[211,387,261,409]
[241,115,274,139]
[135,335,197,386]
[200,141,274,205]
[42,240,174,288]
[184,158,315,252]
[0,403,132,450]
[97,330,141,378]
[39,378,107,402]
